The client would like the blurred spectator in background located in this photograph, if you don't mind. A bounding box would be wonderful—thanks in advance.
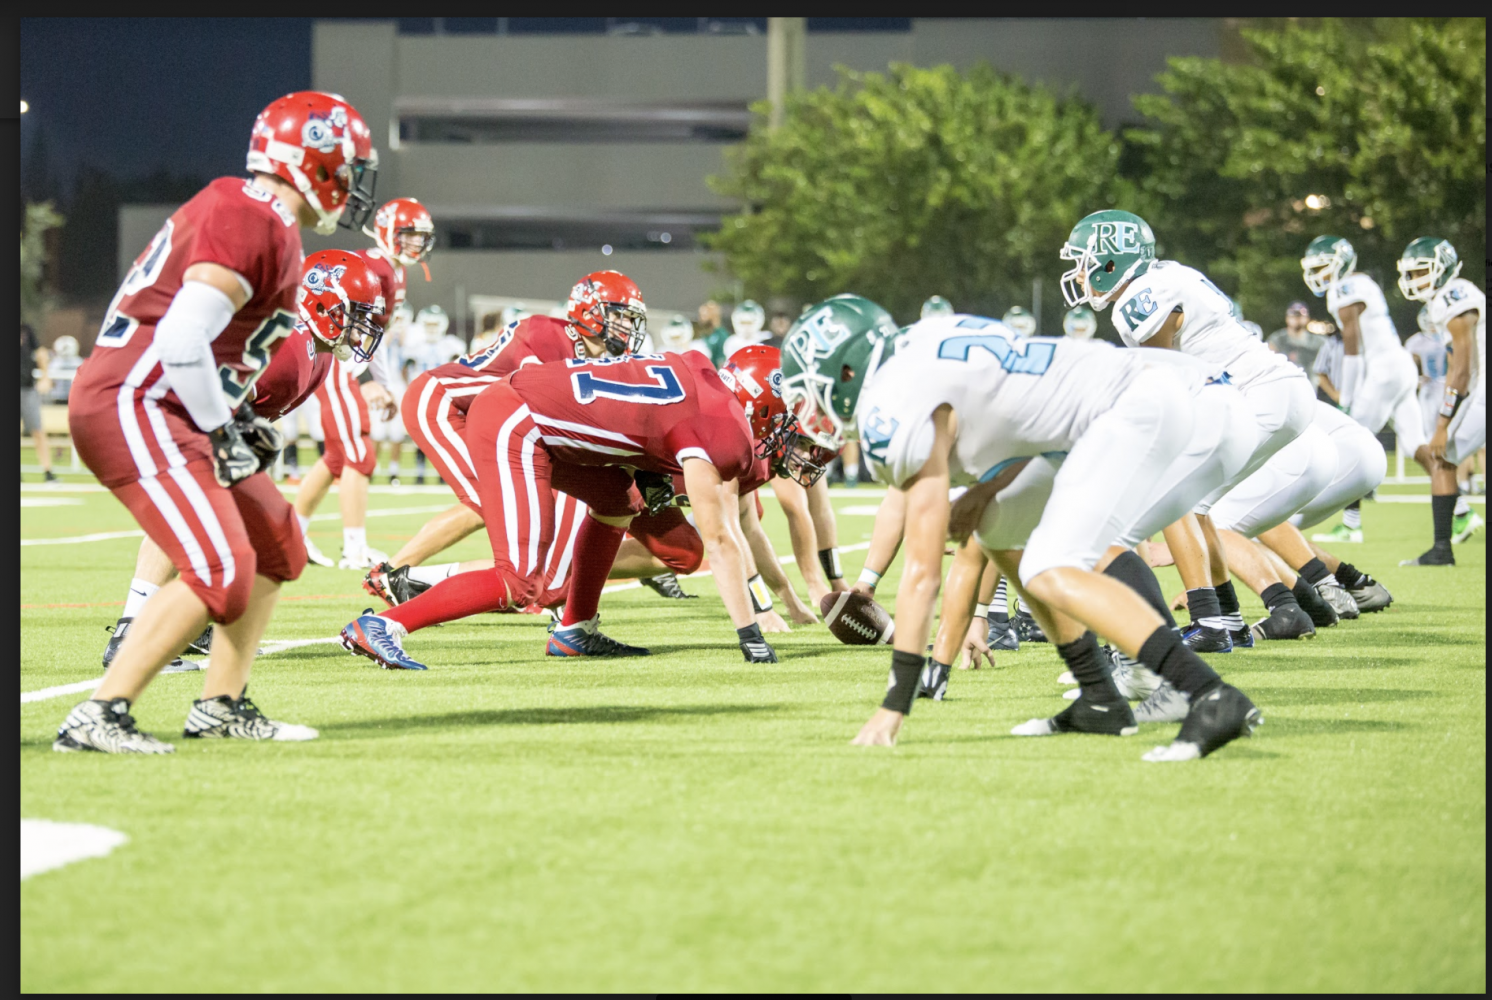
[1063,305,1098,340]
[46,335,83,401]
[658,313,704,356]
[766,306,794,349]
[1267,301,1324,386]
[696,299,732,366]
[405,305,465,370]
[20,322,56,482]
[471,311,505,353]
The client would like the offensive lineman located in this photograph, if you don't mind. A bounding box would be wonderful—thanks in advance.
[55,91,378,753]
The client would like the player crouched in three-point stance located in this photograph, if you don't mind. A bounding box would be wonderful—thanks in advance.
[341,346,802,668]
[1396,237,1486,566]
[783,304,1263,762]
[55,91,379,753]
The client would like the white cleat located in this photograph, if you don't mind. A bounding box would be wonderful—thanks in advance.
[183,694,319,742]
[1318,582,1360,620]
[1107,647,1163,701]
[1452,511,1484,544]
[1057,670,1077,686]
[304,535,335,568]
[1133,680,1191,723]
[1142,741,1203,762]
[338,547,385,571]
[1012,716,1060,736]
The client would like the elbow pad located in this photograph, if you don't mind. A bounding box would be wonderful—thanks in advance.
[155,281,237,432]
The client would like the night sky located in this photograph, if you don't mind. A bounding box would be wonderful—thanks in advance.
[21,18,312,193]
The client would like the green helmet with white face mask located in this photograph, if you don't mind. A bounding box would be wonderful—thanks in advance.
[780,294,900,450]
[1001,305,1037,336]
[1396,237,1462,302]
[1300,235,1357,297]
[1059,210,1156,310]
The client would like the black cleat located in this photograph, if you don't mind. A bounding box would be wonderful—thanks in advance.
[362,561,430,608]
[1229,625,1256,649]
[987,619,1020,651]
[1143,683,1262,761]
[1013,610,1048,643]
[1292,579,1339,628]
[1012,695,1138,737]
[640,572,698,600]
[184,624,214,658]
[1182,623,1233,654]
[917,659,952,701]
[1400,543,1454,567]
[1250,603,1316,642]
[102,617,132,671]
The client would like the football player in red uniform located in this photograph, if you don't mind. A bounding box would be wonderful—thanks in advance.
[341,346,814,668]
[55,92,378,754]
[363,271,706,607]
[291,198,434,569]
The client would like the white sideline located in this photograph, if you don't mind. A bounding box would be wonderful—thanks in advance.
[1373,494,1485,505]
[21,819,128,880]
[21,504,454,546]
[21,543,875,703]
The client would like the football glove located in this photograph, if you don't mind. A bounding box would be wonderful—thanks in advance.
[207,421,259,488]
[235,403,285,474]
[737,623,779,663]
[634,470,677,516]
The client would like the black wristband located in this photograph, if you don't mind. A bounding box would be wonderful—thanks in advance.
[736,624,764,644]
[882,649,925,715]
[818,547,844,581]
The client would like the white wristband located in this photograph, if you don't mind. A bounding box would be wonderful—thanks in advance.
[857,566,883,589]
[974,603,990,620]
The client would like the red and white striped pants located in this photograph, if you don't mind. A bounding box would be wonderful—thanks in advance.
[315,359,376,478]
[400,368,501,512]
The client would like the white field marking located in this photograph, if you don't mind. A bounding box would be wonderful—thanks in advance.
[19,481,108,492]
[1373,494,1485,505]
[838,505,883,516]
[20,504,454,547]
[277,483,458,496]
[601,540,874,594]
[21,819,128,880]
[257,637,343,655]
[757,486,887,500]
[20,497,85,507]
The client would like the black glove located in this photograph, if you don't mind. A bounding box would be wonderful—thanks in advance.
[634,470,677,516]
[737,623,779,663]
[235,403,285,474]
[207,421,259,487]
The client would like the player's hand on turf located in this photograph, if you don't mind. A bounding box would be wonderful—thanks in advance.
[755,609,791,634]
[361,381,397,420]
[235,404,284,473]
[784,599,819,626]
[737,623,779,662]
[207,421,259,487]
[851,707,903,747]
[959,619,994,670]
[1171,590,1189,612]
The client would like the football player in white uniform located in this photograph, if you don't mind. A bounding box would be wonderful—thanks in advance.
[1397,237,1486,561]
[721,300,768,359]
[782,299,1263,762]
[1062,305,1098,340]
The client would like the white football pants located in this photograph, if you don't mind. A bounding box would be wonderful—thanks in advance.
[1196,369,1316,512]
[1350,350,1424,456]
[1445,382,1486,466]
[1289,402,1387,530]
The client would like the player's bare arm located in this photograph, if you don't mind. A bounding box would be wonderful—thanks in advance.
[769,473,834,603]
[853,485,907,597]
[1430,310,1479,461]
[683,457,758,630]
[739,492,816,626]
[932,538,994,671]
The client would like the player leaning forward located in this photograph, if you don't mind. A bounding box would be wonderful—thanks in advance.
[782,310,1263,761]
[54,92,379,753]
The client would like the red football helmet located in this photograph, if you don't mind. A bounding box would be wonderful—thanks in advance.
[566,270,647,356]
[720,345,826,486]
[367,197,435,266]
[247,91,377,235]
[297,250,387,363]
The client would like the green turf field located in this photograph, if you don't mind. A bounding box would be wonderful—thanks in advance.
[20,477,1487,992]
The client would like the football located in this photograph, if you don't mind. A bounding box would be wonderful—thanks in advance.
[820,591,895,645]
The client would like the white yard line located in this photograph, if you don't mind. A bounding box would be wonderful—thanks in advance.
[20,678,102,704]
[21,820,128,880]
[21,504,454,547]
[1374,494,1485,504]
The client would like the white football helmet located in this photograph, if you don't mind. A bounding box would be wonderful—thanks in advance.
[731,300,766,342]
[1002,305,1037,337]
[415,304,449,343]
[659,313,695,351]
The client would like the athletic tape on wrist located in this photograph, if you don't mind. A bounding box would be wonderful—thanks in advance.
[747,574,773,613]
[974,603,990,621]
[857,566,883,589]
[883,650,925,714]
[1440,387,1464,420]
[818,547,844,581]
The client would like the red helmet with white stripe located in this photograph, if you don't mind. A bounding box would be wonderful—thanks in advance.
[367,197,435,265]
[247,91,377,235]
[719,345,826,486]
[566,270,647,356]
[298,250,386,363]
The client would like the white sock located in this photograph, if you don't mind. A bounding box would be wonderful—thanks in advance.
[1453,496,1471,517]
[388,461,400,477]
[844,462,860,480]
[407,563,458,586]
[343,526,367,553]
[991,579,1009,616]
[297,513,311,535]
[1342,507,1362,529]
[122,578,159,619]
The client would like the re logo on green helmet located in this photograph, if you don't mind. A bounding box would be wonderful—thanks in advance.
[1094,220,1147,256]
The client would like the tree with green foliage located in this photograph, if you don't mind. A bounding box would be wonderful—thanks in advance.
[709,63,1128,325]
[1129,17,1485,327]
[21,201,65,328]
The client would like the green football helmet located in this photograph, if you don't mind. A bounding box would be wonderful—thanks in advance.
[921,295,954,319]
[1300,235,1357,297]
[731,299,766,338]
[1062,305,1097,340]
[1059,209,1157,310]
[1396,237,1462,302]
[780,294,900,449]
[1002,305,1037,336]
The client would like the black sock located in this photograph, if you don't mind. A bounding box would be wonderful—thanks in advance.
[1346,499,1360,512]
[1334,561,1366,590]
[282,443,298,469]
[1138,626,1222,698]
[1186,587,1222,626]
[1432,494,1457,546]
[1297,557,1330,587]
[1261,582,1298,613]
[1292,576,1329,614]
[1057,631,1120,702]
[315,440,326,457]
[1103,550,1177,629]
[1215,580,1240,616]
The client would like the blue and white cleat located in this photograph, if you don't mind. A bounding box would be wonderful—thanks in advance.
[546,615,650,657]
[340,610,427,670]
[1181,623,1233,654]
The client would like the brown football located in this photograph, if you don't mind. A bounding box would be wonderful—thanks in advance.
[820,591,895,646]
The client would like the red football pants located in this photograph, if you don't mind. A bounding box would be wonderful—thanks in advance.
[316,360,376,478]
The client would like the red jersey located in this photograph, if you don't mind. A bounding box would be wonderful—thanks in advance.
[74,177,302,411]
[424,315,585,414]
[356,247,406,315]
[253,326,332,420]
[507,351,755,482]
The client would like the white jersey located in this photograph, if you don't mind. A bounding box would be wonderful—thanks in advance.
[1110,261,1296,390]
[1404,330,1450,387]
[1425,277,1485,391]
[1325,272,1404,363]
[857,314,1200,489]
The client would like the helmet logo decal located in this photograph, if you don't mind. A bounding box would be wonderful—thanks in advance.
[1093,221,1147,256]
[768,369,783,398]
[303,263,347,294]
[301,106,349,154]
[860,408,899,463]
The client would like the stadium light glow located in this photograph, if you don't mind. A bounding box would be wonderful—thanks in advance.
[601,244,613,256]
[21,99,29,113]
[1304,193,1330,210]
[1315,86,1326,96]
